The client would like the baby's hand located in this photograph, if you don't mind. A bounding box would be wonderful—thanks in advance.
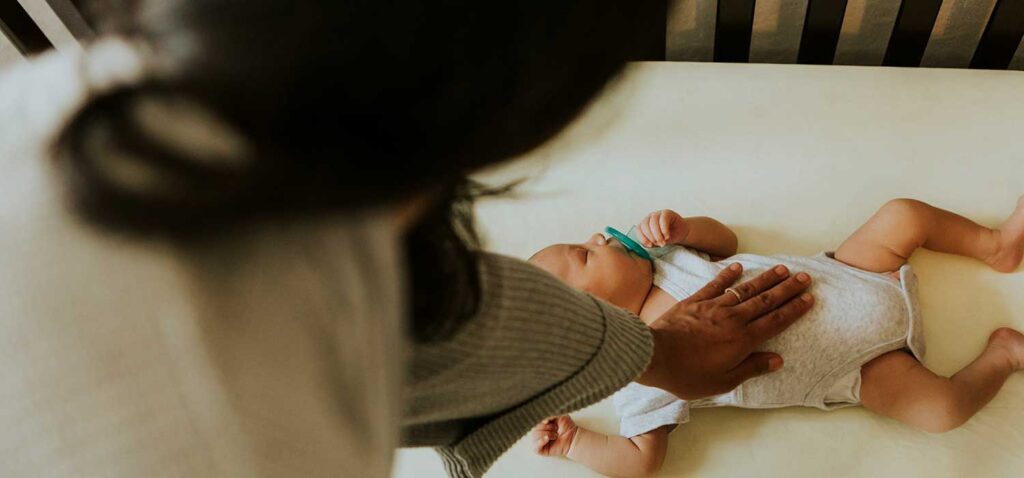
[531,415,578,457]
[637,209,689,247]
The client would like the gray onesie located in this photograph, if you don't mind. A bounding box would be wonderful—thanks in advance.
[613,244,924,438]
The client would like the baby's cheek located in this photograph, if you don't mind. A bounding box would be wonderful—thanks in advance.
[610,264,641,290]
[580,275,616,301]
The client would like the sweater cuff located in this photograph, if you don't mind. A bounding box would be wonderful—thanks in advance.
[436,299,652,477]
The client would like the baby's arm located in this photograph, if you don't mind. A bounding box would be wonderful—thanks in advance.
[636,209,738,258]
[532,416,670,478]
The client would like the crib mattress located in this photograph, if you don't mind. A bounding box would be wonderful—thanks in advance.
[394,61,1024,478]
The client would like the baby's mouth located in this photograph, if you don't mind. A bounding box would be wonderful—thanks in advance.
[610,239,646,263]
[603,227,653,262]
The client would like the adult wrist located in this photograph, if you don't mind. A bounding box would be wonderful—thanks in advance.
[636,324,667,390]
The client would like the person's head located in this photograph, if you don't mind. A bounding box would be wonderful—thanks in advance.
[530,232,653,313]
[58,0,656,341]
[59,0,655,234]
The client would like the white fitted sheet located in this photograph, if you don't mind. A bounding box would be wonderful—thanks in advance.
[394,61,1024,478]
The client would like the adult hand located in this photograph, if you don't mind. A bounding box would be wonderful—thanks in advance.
[636,263,814,400]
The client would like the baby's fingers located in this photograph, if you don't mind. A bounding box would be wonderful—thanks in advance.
[533,418,557,432]
[532,431,557,454]
[637,218,655,247]
[658,210,673,240]
[533,434,547,454]
[647,214,666,246]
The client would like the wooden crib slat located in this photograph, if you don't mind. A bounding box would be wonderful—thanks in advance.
[667,0,717,61]
[883,0,943,67]
[43,0,93,40]
[797,0,849,64]
[970,0,1024,69]
[918,0,996,68]
[0,0,53,54]
[750,0,809,65]
[715,0,756,62]
[832,0,901,66]
[1008,37,1024,70]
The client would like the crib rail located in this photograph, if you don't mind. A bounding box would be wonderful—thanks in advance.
[665,0,1024,69]
[3,0,1023,70]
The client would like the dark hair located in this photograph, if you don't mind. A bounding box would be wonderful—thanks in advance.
[57,1,653,340]
[405,179,520,341]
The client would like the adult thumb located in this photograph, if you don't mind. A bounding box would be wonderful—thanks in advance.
[725,352,783,390]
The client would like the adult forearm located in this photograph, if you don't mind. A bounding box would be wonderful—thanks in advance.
[409,254,654,477]
[407,254,650,422]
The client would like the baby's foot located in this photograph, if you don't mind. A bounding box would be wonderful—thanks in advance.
[985,195,1024,273]
[987,327,1024,371]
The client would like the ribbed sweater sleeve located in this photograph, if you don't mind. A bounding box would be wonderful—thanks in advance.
[402,253,653,477]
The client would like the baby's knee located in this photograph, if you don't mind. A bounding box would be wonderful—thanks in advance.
[876,198,931,235]
[878,198,929,221]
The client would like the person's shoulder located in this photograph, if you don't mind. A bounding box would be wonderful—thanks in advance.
[476,251,563,289]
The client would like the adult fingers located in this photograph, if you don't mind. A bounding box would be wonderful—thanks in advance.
[721,352,784,391]
[729,271,812,322]
[710,265,789,307]
[647,214,665,246]
[746,291,815,347]
[680,263,743,304]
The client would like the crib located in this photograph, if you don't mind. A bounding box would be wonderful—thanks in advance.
[4,1,1023,70]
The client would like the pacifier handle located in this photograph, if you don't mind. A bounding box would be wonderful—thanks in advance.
[604,226,652,261]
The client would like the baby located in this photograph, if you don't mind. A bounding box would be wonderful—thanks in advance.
[529,198,1024,478]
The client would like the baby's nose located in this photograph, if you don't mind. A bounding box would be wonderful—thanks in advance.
[587,233,606,246]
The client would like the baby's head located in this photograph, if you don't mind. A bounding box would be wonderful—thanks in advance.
[530,232,653,313]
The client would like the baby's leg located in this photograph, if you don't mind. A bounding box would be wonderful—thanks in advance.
[835,197,1024,273]
[860,328,1024,433]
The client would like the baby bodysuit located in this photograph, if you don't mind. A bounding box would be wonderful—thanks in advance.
[613,245,924,438]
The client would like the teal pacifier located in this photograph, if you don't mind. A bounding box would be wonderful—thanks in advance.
[604,226,652,261]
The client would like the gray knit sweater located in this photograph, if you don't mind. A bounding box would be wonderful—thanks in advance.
[403,253,654,477]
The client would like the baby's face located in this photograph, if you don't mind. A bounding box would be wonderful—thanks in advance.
[530,232,653,310]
